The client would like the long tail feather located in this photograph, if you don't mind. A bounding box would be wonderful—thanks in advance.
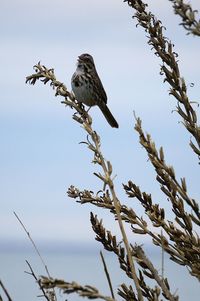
[98,103,119,128]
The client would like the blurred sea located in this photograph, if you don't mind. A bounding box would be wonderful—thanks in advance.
[0,242,199,301]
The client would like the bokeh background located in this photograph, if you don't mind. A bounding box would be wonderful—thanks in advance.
[1,0,200,300]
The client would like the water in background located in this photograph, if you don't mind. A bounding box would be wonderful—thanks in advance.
[0,243,199,301]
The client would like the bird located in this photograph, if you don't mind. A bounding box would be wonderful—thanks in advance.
[71,53,119,128]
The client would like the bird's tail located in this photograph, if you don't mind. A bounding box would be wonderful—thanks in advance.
[98,102,119,128]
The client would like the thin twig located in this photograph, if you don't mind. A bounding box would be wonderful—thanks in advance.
[0,280,12,301]
[14,212,58,300]
[100,251,115,300]
[161,230,164,280]
[25,261,51,301]
[13,211,50,278]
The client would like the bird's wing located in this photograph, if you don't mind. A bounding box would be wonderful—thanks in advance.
[91,68,107,104]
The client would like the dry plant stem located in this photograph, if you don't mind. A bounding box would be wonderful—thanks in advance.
[91,131,143,301]
[26,64,143,299]
[134,117,200,221]
[133,246,178,301]
[26,62,92,126]
[124,0,200,160]
[124,117,200,280]
[0,280,12,301]
[14,212,57,300]
[40,277,115,301]
[14,212,51,278]
[124,180,200,280]
[25,261,52,301]
[68,182,200,280]
[26,62,182,298]
[90,213,178,300]
[169,0,200,36]
[161,230,164,279]
[100,251,115,300]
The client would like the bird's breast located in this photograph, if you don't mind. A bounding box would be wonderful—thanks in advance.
[71,72,97,107]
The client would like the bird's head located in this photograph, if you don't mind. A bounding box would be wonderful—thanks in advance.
[77,53,95,71]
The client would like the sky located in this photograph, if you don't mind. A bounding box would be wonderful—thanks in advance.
[1,0,200,247]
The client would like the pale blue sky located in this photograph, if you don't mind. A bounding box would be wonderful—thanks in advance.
[1,0,200,246]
